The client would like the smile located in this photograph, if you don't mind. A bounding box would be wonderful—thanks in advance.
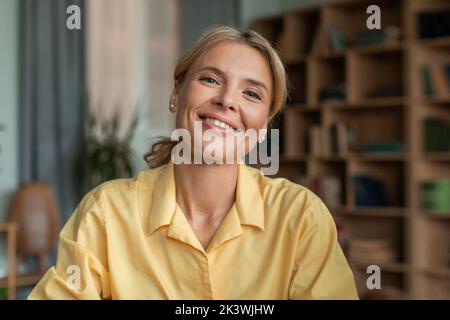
[204,117,235,131]
[198,114,239,132]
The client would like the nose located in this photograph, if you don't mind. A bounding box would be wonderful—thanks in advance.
[213,85,238,112]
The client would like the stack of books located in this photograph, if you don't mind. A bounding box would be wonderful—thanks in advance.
[423,118,450,153]
[420,64,450,98]
[421,179,450,213]
[350,238,397,264]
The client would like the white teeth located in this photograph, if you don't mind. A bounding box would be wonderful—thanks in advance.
[204,117,235,131]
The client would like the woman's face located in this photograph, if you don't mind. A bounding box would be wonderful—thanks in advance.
[170,40,273,164]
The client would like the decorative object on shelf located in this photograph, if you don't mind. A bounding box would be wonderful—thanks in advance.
[352,175,388,207]
[421,179,450,213]
[81,108,139,192]
[7,183,60,274]
[418,11,450,39]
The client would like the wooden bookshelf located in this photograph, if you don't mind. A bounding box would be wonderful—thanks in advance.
[251,0,450,299]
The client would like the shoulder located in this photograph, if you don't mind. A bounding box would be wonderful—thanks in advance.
[77,165,166,222]
[247,166,333,227]
[86,164,165,202]
[251,167,322,211]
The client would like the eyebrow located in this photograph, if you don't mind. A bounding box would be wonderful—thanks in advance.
[195,66,269,95]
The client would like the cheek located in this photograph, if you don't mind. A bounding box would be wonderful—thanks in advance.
[241,104,270,129]
[176,82,214,123]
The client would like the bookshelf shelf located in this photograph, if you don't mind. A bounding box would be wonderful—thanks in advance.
[252,0,450,299]
[284,54,308,65]
[323,96,405,110]
[349,96,406,108]
[422,211,450,219]
[351,152,406,162]
[350,42,405,55]
[314,51,346,60]
[279,155,308,163]
[420,267,450,278]
[417,36,450,49]
[422,97,450,106]
[422,152,450,162]
[334,207,407,218]
[287,103,320,113]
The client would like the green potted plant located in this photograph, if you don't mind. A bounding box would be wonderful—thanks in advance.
[82,109,138,192]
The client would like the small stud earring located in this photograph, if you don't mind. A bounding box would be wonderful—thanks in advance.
[170,103,175,111]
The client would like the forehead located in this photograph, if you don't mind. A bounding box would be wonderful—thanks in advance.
[191,41,272,86]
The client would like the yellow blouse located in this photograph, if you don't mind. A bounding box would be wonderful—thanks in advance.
[29,160,358,300]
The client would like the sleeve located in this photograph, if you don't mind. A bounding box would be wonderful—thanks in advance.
[28,191,111,300]
[289,197,359,300]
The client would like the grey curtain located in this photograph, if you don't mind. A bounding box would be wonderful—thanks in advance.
[20,0,86,222]
[179,0,241,53]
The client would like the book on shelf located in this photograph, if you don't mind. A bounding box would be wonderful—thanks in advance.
[430,64,450,99]
[309,125,322,157]
[420,64,450,98]
[329,122,352,156]
[310,175,343,208]
[421,179,450,212]
[423,118,450,153]
[328,27,347,52]
[352,175,388,207]
[309,122,353,157]
[309,125,331,157]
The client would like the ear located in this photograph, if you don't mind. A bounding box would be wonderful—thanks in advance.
[169,80,181,113]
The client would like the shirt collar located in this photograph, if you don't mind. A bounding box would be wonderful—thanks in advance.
[145,160,265,236]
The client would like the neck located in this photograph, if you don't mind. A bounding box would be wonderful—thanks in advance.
[174,163,239,222]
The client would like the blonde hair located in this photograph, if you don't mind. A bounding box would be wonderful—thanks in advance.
[144,25,289,168]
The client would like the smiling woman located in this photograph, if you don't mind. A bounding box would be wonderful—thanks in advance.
[28,25,358,300]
